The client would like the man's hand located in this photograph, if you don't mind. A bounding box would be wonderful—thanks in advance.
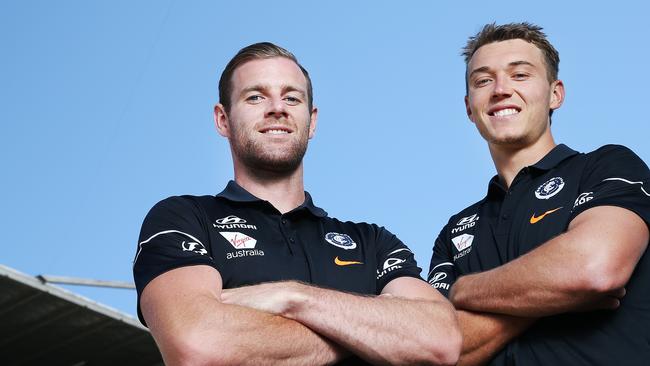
[224,278,462,366]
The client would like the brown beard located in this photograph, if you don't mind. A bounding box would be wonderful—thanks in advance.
[230,122,309,177]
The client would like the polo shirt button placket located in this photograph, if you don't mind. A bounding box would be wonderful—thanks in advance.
[280,217,294,253]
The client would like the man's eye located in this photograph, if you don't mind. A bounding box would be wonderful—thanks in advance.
[513,73,528,80]
[246,95,263,102]
[475,78,491,87]
[284,96,301,105]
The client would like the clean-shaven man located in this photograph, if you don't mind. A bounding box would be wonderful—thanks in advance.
[429,23,650,365]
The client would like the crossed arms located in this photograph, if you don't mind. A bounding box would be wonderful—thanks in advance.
[141,266,461,365]
[449,206,649,365]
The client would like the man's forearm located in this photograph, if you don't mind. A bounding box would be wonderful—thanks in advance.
[141,266,347,366]
[455,310,535,366]
[450,207,647,317]
[270,282,459,365]
[152,294,347,366]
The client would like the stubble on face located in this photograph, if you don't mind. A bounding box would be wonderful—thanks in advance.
[229,116,310,175]
[219,57,315,179]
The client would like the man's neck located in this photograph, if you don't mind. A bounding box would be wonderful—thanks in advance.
[489,134,556,189]
[233,163,306,214]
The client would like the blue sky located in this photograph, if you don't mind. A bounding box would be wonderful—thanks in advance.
[2,1,649,317]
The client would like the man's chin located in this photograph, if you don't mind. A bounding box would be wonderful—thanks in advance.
[241,153,305,177]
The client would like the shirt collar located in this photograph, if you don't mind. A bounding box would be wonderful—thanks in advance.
[487,144,579,198]
[216,180,328,218]
[529,144,579,171]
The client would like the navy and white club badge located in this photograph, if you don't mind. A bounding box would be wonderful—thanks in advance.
[325,232,357,250]
[535,177,565,200]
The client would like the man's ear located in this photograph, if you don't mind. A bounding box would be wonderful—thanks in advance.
[550,80,565,111]
[308,107,318,139]
[214,103,230,138]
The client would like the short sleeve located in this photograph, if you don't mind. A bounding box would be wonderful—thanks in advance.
[427,225,456,298]
[570,145,650,226]
[374,226,423,293]
[133,196,217,325]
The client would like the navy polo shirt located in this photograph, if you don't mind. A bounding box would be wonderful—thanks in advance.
[429,144,650,365]
[134,180,422,325]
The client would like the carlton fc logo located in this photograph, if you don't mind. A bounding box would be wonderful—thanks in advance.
[325,232,357,250]
[535,177,565,200]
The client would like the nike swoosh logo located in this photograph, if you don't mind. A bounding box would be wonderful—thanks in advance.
[530,207,563,224]
[334,256,363,266]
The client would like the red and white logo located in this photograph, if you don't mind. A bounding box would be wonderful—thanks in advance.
[451,234,474,252]
[219,232,257,249]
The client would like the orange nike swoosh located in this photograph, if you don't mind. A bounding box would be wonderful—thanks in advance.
[334,257,363,266]
[530,207,563,224]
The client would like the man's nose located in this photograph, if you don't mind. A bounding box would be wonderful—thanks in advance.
[265,97,288,118]
[492,76,513,99]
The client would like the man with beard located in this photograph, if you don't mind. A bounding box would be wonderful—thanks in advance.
[134,42,461,366]
[428,23,650,365]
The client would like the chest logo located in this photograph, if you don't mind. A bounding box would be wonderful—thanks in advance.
[452,214,479,234]
[535,177,565,200]
[451,234,474,252]
[325,232,357,250]
[334,256,363,266]
[219,232,257,249]
[530,207,563,224]
[213,215,257,230]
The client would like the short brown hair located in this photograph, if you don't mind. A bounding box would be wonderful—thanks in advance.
[462,22,560,92]
[218,42,313,112]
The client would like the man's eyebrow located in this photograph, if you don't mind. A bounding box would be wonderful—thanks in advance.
[469,60,536,78]
[281,85,306,97]
[239,84,306,97]
[468,66,490,78]
[508,60,535,68]
[240,84,267,96]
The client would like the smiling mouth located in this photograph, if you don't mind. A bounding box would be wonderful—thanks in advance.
[489,108,520,117]
[263,129,289,134]
[259,126,292,135]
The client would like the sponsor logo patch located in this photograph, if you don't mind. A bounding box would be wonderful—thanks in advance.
[428,272,450,290]
[457,214,479,226]
[376,248,411,279]
[325,232,357,250]
[452,214,479,234]
[529,207,563,224]
[451,234,474,252]
[429,272,447,283]
[219,232,257,249]
[535,177,565,200]
[181,240,208,255]
[226,249,264,260]
[573,192,594,208]
[427,263,452,290]
[334,256,363,266]
[213,215,257,230]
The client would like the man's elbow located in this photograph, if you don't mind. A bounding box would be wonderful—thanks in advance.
[426,327,462,366]
[392,326,461,366]
[158,332,241,366]
[576,261,630,295]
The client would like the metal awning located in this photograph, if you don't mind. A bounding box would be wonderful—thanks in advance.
[0,265,163,366]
